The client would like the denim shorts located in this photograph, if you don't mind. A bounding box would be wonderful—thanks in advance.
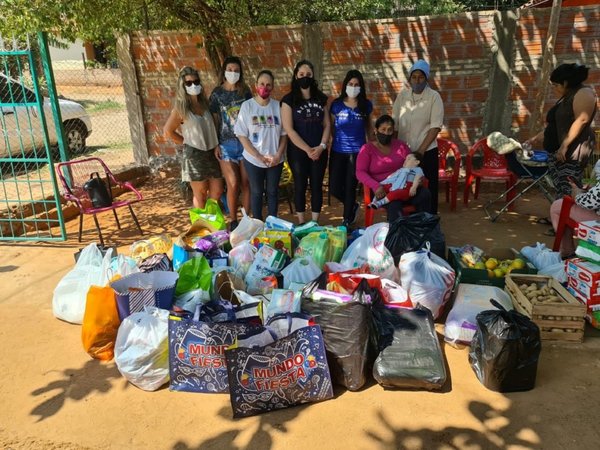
[220,139,244,163]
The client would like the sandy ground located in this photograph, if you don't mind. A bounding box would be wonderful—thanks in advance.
[1,176,599,450]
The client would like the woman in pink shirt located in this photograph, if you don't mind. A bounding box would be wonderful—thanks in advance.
[356,114,432,222]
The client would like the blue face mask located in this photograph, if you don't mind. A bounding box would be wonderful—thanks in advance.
[411,81,427,94]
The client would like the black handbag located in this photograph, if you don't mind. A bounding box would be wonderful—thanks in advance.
[83,172,112,208]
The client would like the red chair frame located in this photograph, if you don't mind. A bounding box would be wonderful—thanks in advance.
[437,138,461,211]
[553,195,578,252]
[463,137,518,207]
[56,157,143,246]
[363,179,429,227]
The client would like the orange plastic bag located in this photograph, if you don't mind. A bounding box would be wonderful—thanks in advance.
[81,279,121,361]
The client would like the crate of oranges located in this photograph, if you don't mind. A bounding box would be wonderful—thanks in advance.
[448,245,537,288]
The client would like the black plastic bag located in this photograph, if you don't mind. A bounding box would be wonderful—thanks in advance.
[469,299,541,393]
[301,273,373,391]
[83,172,112,208]
[384,212,445,263]
[372,304,447,390]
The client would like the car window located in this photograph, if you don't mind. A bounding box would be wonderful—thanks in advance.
[0,76,36,104]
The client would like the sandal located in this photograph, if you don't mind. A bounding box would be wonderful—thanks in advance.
[543,228,556,237]
[536,217,552,225]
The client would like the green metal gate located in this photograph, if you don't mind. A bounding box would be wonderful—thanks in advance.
[0,33,67,240]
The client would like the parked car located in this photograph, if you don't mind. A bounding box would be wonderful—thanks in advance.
[0,72,92,159]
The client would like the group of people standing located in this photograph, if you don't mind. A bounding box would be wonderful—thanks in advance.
[164,57,444,230]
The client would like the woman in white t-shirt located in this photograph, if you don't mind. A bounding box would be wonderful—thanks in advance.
[392,59,444,214]
[164,66,224,209]
[234,70,288,220]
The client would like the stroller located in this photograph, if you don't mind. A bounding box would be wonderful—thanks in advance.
[483,145,555,222]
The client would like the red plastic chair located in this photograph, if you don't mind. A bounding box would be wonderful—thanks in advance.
[56,157,143,246]
[463,137,518,207]
[437,138,461,211]
[363,179,429,227]
[553,196,578,252]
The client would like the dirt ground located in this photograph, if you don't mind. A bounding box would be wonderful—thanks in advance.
[1,176,599,450]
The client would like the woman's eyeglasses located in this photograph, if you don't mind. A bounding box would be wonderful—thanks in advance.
[184,79,201,87]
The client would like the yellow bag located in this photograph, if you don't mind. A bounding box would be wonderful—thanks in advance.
[81,277,121,361]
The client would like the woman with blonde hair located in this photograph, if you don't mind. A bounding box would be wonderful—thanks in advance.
[164,66,224,209]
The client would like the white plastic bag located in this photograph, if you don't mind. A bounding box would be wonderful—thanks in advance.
[520,243,561,271]
[280,256,321,289]
[399,246,455,319]
[114,307,169,391]
[444,283,513,347]
[229,209,263,248]
[228,240,257,279]
[539,262,568,283]
[340,223,397,280]
[52,243,113,324]
[380,278,411,307]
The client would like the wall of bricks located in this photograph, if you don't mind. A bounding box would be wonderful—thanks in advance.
[129,6,600,157]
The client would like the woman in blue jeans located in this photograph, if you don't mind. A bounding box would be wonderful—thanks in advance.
[209,56,252,230]
[234,70,287,221]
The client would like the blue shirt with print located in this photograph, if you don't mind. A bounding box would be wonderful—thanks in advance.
[331,99,373,154]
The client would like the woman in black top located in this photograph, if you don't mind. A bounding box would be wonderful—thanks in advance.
[281,60,331,224]
[525,63,597,198]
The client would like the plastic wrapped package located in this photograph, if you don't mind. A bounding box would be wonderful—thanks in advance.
[444,284,513,347]
[265,215,295,232]
[228,241,257,279]
[295,232,330,269]
[114,307,170,391]
[301,274,373,391]
[229,209,264,248]
[469,300,541,392]
[280,256,321,289]
[372,305,447,390]
[341,223,397,280]
[399,247,455,319]
[520,242,561,270]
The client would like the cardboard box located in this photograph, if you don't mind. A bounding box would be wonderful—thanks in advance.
[576,220,600,247]
[565,258,600,299]
[567,276,600,305]
[448,247,536,288]
[566,283,600,307]
[506,274,586,342]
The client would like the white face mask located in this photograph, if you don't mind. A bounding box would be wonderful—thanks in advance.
[185,84,202,96]
[225,71,240,84]
[346,85,361,98]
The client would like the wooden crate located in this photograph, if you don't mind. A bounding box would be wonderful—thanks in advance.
[505,274,586,342]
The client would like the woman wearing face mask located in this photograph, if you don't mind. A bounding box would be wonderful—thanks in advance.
[209,56,252,231]
[329,69,373,228]
[356,115,431,222]
[164,66,224,209]
[234,70,287,221]
[392,59,443,214]
[281,60,331,225]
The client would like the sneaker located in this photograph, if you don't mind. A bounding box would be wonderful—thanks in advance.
[348,202,360,225]
[341,219,351,230]
[229,220,239,232]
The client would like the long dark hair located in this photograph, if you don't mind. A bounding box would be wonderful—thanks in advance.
[218,56,251,96]
[289,59,328,106]
[336,69,370,118]
[550,63,589,91]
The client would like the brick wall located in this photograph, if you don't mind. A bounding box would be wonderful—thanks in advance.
[130,6,600,157]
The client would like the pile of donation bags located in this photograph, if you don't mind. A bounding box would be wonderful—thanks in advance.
[51,208,541,417]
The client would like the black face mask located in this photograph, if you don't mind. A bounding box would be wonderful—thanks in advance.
[296,77,313,90]
[376,132,393,146]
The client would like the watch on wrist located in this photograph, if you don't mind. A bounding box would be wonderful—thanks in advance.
[320,143,327,150]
